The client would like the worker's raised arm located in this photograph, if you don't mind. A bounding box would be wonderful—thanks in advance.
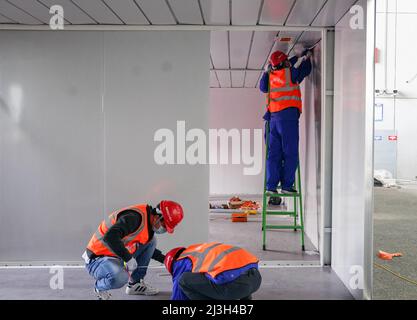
[259,71,269,93]
[102,211,142,262]
[289,52,312,84]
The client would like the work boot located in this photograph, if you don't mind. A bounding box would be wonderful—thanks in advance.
[94,288,112,300]
[267,190,282,206]
[125,279,159,296]
[268,196,282,206]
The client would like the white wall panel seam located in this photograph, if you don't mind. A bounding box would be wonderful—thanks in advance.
[256,0,265,25]
[197,0,205,25]
[333,0,360,27]
[132,0,152,24]
[69,0,99,24]
[0,0,44,24]
[165,0,179,24]
[99,0,125,24]
[0,11,16,23]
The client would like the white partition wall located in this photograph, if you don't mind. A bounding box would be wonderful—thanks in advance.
[209,88,265,196]
[332,0,375,299]
[0,31,210,262]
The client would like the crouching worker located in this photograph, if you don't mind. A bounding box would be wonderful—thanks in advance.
[164,242,262,300]
[82,200,183,300]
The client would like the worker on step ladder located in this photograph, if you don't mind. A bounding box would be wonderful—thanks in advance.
[259,44,312,204]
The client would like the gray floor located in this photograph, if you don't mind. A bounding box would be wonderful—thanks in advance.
[0,267,352,300]
[373,187,417,300]
[209,213,319,261]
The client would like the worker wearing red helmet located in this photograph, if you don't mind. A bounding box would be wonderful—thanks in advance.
[82,200,184,300]
[259,45,312,203]
[164,242,262,300]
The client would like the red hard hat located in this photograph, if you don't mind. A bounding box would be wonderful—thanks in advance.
[269,50,288,67]
[164,247,185,274]
[159,200,184,233]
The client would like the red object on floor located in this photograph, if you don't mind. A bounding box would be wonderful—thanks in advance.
[231,213,248,222]
[378,250,402,260]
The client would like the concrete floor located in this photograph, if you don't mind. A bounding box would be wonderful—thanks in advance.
[209,213,319,262]
[0,267,352,300]
[373,187,417,299]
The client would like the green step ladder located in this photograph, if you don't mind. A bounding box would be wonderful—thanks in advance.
[261,121,305,251]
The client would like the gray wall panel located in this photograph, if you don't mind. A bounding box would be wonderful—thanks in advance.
[102,31,210,253]
[0,31,104,261]
[0,30,210,262]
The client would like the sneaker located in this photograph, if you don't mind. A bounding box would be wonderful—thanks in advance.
[281,188,298,194]
[125,279,159,296]
[95,288,111,300]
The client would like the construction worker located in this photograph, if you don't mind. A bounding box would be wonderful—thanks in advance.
[164,242,262,300]
[259,45,312,203]
[82,200,183,300]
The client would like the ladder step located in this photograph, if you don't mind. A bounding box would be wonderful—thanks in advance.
[266,193,300,198]
[266,211,296,216]
[265,225,303,230]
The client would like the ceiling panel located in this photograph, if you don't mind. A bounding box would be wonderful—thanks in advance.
[231,70,245,87]
[135,0,176,24]
[259,0,295,25]
[210,31,229,68]
[311,0,357,26]
[273,31,302,55]
[102,0,149,24]
[71,0,122,24]
[210,70,220,87]
[232,0,262,25]
[8,0,53,24]
[0,0,42,24]
[216,70,231,87]
[168,0,203,24]
[0,12,14,23]
[200,0,229,25]
[286,0,326,26]
[296,31,322,47]
[230,31,252,68]
[39,0,96,24]
[244,70,262,88]
[247,31,276,69]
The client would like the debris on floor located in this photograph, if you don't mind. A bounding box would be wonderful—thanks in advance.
[209,196,260,211]
[377,250,403,260]
[231,213,248,222]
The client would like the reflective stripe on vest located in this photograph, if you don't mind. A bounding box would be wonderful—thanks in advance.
[267,67,302,113]
[177,242,259,278]
[87,204,148,257]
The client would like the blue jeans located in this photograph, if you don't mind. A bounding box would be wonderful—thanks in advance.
[86,237,157,291]
[266,108,300,191]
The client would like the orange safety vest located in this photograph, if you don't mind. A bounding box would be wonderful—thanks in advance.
[87,204,150,257]
[267,68,302,113]
[177,242,259,278]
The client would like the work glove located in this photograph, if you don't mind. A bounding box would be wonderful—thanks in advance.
[125,258,138,273]
[264,63,272,73]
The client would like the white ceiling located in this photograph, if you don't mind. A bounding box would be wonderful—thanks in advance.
[0,0,358,88]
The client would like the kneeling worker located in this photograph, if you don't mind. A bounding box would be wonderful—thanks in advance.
[83,200,183,300]
[164,242,262,300]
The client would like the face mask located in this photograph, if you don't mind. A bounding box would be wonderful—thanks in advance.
[154,226,167,234]
[152,215,167,234]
